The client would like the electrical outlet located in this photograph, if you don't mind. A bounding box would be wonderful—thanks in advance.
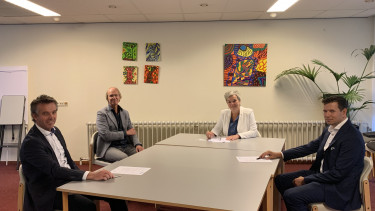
[57,102,68,107]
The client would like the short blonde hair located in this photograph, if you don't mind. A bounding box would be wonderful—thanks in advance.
[224,90,241,102]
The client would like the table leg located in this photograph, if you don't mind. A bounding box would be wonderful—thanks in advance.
[62,191,69,211]
[266,175,274,211]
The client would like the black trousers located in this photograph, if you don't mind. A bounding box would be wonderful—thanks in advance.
[54,191,128,211]
[275,170,325,211]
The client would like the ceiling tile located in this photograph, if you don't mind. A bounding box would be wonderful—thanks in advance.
[184,13,223,21]
[144,13,184,22]
[221,12,264,20]
[131,0,182,14]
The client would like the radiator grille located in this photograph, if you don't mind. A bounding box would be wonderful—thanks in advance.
[87,121,331,161]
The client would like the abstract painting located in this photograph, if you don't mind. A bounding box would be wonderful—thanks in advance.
[122,42,137,61]
[123,66,138,84]
[224,44,267,86]
[146,43,161,61]
[144,65,159,84]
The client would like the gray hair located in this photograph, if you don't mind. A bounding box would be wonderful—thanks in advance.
[224,90,241,102]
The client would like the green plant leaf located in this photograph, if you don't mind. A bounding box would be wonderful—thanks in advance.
[352,45,375,61]
[341,74,362,89]
[312,59,345,82]
[343,89,364,104]
[275,65,320,82]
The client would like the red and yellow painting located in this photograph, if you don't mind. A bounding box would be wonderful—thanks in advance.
[123,66,138,84]
[224,44,267,86]
[144,65,159,84]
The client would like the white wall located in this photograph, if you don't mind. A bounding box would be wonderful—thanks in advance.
[0,18,373,160]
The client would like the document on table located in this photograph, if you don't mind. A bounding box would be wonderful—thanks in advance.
[236,156,272,163]
[111,166,151,175]
[208,137,230,143]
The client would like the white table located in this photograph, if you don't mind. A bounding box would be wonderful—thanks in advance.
[156,133,285,152]
[58,135,285,211]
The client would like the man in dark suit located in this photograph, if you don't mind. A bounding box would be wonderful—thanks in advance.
[259,96,365,211]
[20,95,127,211]
[96,87,143,162]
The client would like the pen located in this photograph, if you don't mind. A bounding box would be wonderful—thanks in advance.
[256,157,262,160]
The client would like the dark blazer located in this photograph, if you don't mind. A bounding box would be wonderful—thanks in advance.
[20,125,85,211]
[96,105,141,158]
[283,120,365,210]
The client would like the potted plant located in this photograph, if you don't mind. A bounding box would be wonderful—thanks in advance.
[275,45,375,121]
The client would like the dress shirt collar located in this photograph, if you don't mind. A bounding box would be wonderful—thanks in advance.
[327,117,348,134]
[35,124,56,137]
[108,105,123,112]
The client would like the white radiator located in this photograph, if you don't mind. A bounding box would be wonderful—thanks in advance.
[86,121,332,162]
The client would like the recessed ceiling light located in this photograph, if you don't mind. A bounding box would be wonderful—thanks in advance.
[5,0,60,16]
[270,13,277,18]
[200,3,208,7]
[267,0,299,12]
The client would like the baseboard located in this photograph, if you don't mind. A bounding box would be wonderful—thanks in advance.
[75,160,89,165]
[0,161,90,165]
[0,161,18,164]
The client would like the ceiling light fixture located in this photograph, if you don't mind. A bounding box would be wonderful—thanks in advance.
[267,0,299,12]
[200,3,208,7]
[5,0,60,16]
[108,5,117,9]
[270,13,277,18]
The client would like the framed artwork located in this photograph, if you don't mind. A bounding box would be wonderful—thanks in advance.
[224,44,267,86]
[122,42,138,61]
[123,66,138,84]
[144,65,159,84]
[146,43,161,61]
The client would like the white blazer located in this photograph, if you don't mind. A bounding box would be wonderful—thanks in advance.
[211,106,260,139]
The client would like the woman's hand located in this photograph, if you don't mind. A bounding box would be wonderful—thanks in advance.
[226,134,240,141]
[206,131,215,139]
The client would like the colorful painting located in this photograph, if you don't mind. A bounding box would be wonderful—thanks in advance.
[224,44,267,86]
[146,43,161,61]
[123,66,138,84]
[144,65,159,84]
[122,42,137,61]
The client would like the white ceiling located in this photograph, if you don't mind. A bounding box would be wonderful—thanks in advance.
[1,0,375,25]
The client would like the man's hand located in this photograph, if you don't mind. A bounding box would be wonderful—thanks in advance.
[126,128,136,136]
[136,145,144,152]
[87,169,114,181]
[293,176,305,187]
[258,150,282,159]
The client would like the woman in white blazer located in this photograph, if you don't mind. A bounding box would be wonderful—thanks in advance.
[206,90,260,140]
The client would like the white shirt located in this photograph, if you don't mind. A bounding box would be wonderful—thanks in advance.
[320,118,348,172]
[35,124,89,180]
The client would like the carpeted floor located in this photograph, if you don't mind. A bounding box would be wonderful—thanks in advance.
[1,162,374,211]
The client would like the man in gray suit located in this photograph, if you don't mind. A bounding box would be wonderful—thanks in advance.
[96,87,144,162]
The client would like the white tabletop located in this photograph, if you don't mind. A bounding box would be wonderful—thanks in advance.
[58,144,283,211]
[156,133,285,152]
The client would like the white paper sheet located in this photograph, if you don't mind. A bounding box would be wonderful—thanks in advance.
[111,166,151,175]
[208,137,230,143]
[236,156,272,163]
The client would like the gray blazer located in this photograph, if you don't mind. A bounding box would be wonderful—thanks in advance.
[96,105,141,158]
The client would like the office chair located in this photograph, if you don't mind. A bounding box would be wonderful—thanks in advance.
[309,156,373,211]
[365,141,375,177]
[89,131,110,171]
[19,165,101,211]
[18,165,25,211]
